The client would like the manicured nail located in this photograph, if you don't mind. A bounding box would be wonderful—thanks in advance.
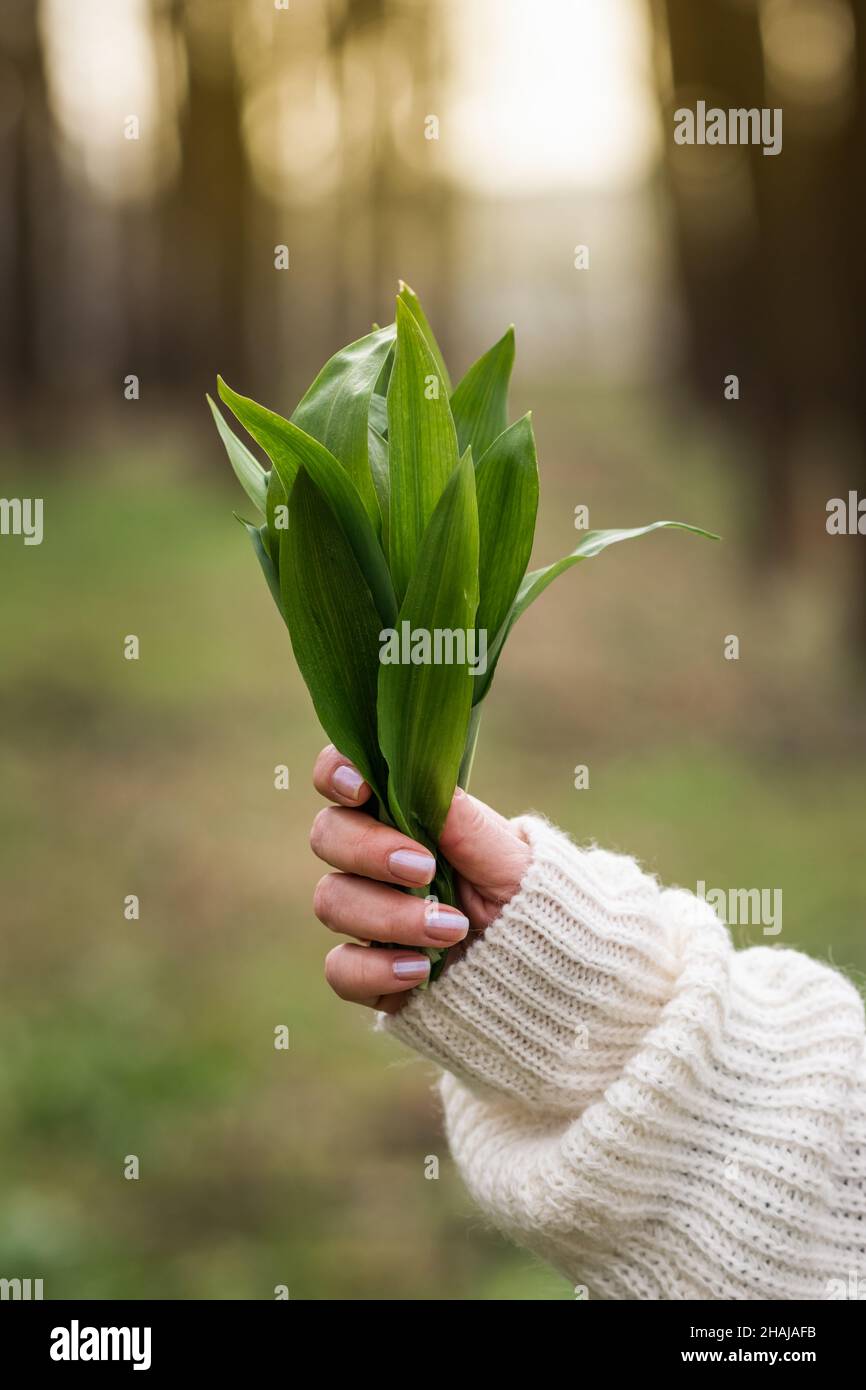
[388,849,436,884]
[425,907,469,943]
[392,955,431,981]
[332,763,366,801]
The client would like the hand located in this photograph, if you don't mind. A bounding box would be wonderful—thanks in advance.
[309,744,531,1013]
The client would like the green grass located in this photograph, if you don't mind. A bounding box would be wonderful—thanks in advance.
[1,415,864,1299]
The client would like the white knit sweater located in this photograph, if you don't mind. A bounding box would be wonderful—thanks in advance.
[379,816,866,1300]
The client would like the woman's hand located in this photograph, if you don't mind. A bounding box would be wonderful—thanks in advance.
[310,744,531,1013]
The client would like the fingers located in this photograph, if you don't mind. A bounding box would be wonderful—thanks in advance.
[310,806,436,887]
[324,942,432,1008]
[313,745,373,807]
[313,873,470,948]
[439,788,531,916]
[310,748,532,1008]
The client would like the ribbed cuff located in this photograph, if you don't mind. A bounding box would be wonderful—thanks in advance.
[378,816,684,1113]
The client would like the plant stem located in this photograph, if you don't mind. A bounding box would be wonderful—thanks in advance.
[458,703,483,791]
[425,712,483,984]
[376,708,484,987]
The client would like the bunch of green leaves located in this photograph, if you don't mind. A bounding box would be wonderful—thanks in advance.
[209,282,717,980]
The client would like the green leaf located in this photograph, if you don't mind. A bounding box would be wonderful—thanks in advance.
[480,520,721,700]
[515,522,721,617]
[378,450,479,848]
[387,297,460,603]
[208,394,267,514]
[236,515,283,618]
[450,327,515,463]
[265,465,287,567]
[291,324,396,532]
[372,346,394,404]
[218,376,397,627]
[368,425,390,555]
[473,414,538,701]
[216,378,302,495]
[280,468,389,804]
[368,393,388,437]
[397,281,452,394]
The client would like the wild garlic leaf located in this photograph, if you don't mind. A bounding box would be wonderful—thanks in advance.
[480,521,721,700]
[235,515,283,618]
[472,413,538,704]
[378,450,479,848]
[219,376,396,628]
[281,468,389,805]
[368,425,390,556]
[209,394,267,514]
[291,324,396,533]
[396,281,452,394]
[217,377,302,493]
[387,297,459,604]
[451,327,515,463]
[262,466,286,564]
[368,393,388,437]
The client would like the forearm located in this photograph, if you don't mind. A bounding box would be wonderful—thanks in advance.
[378,817,866,1300]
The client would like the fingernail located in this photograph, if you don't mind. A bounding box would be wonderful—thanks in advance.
[388,849,436,885]
[392,955,431,981]
[425,906,469,943]
[332,764,365,801]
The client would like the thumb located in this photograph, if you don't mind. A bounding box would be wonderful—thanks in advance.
[438,788,531,920]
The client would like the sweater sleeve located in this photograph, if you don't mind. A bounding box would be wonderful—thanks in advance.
[377,816,866,1300]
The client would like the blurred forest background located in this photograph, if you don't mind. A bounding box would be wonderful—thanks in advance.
[1,0,865,1300]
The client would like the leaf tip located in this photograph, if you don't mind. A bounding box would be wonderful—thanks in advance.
[499,325,516,356]
[684,522,723,542]
[216,373,239,408]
